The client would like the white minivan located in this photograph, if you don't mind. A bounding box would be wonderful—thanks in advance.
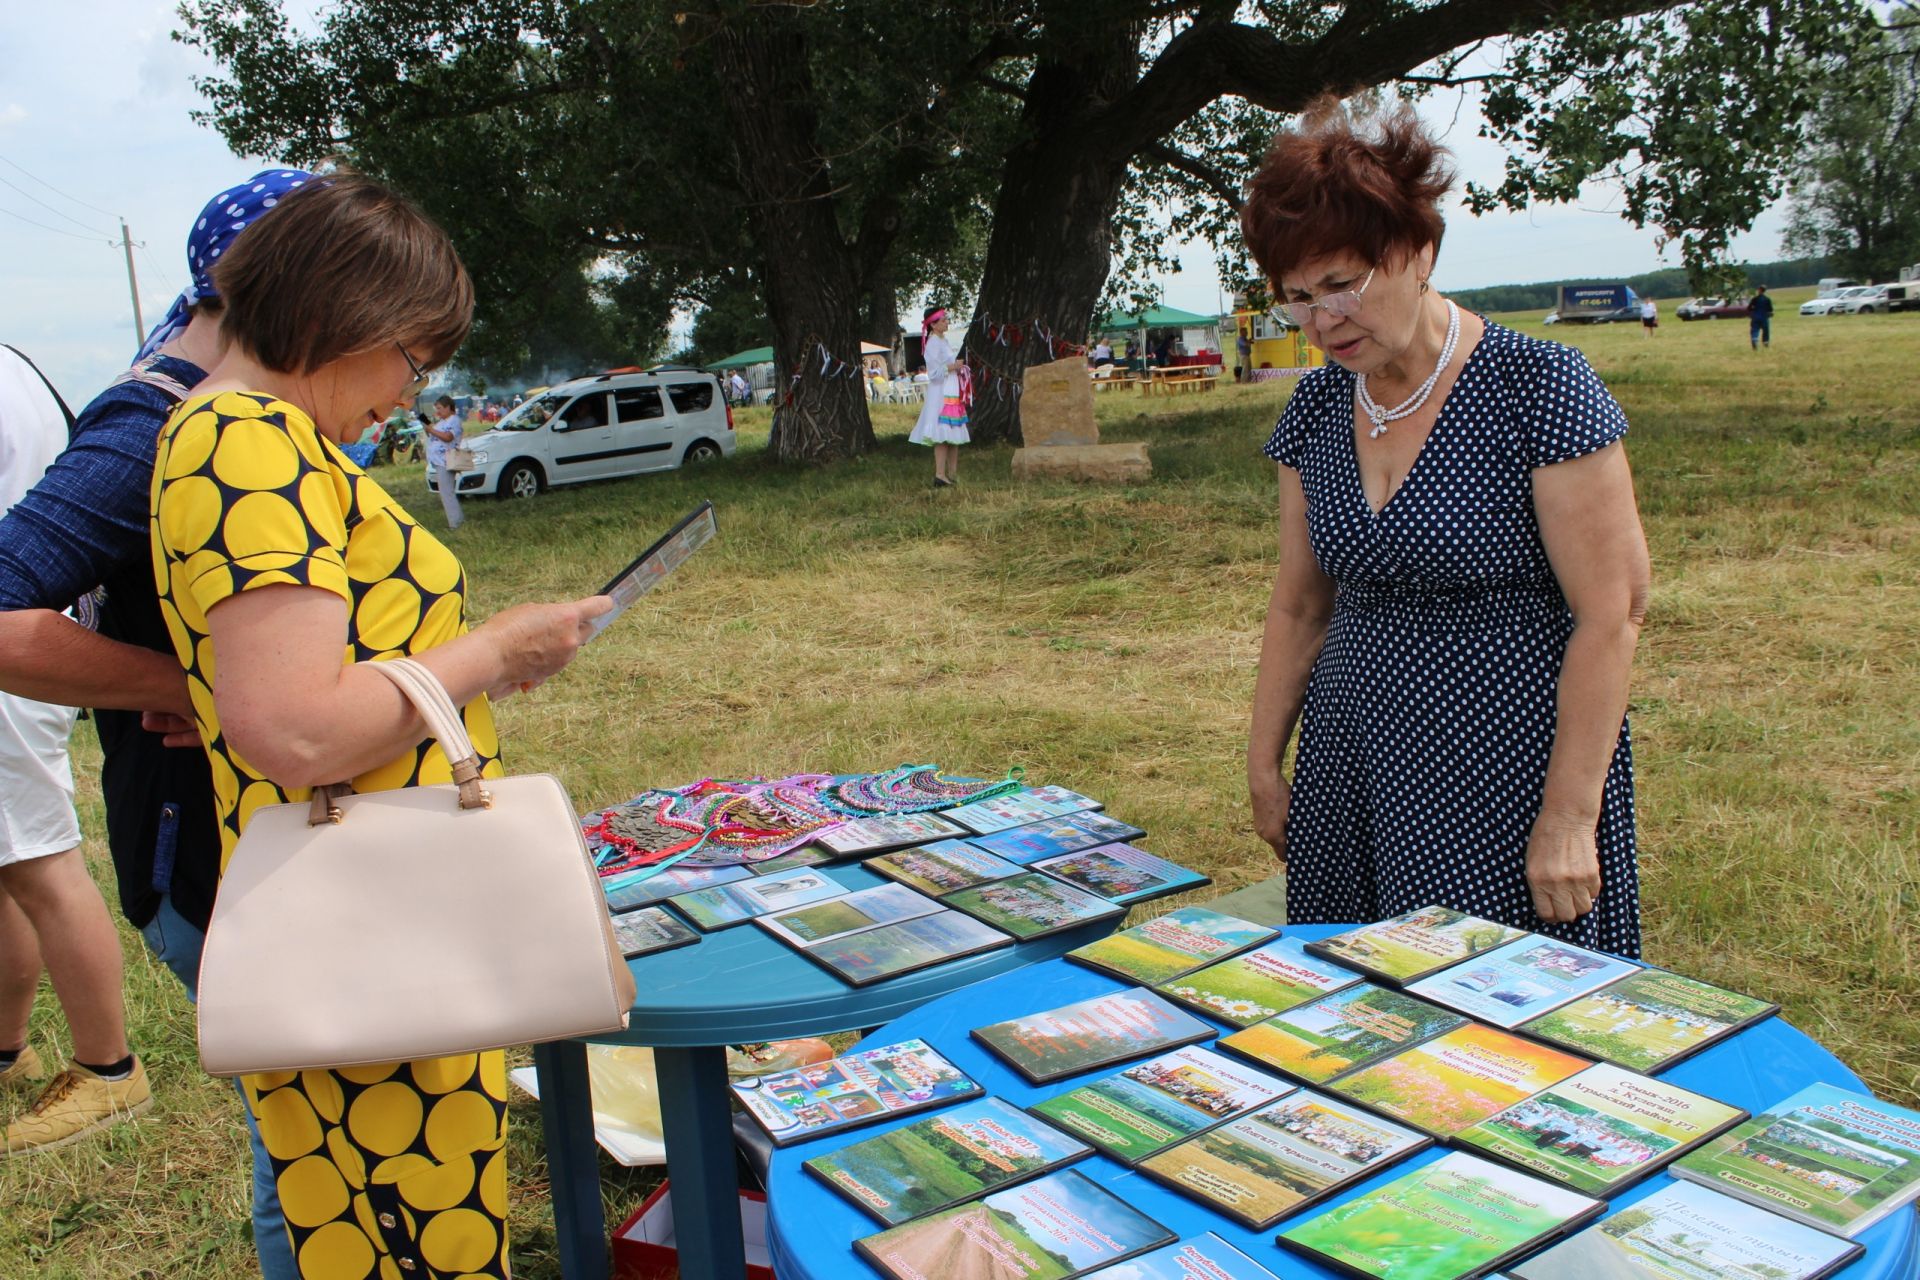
[435,369,737,501]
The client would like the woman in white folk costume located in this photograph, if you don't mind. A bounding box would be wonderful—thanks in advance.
[908,305,969,486]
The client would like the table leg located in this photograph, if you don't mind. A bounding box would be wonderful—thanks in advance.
[654,1045,747,1280]
[534,1040,609,1280]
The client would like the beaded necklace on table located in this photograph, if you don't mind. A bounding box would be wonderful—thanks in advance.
[1356,298,1460,439]
[822,764,1024,817]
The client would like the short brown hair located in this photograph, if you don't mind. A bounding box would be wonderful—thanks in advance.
[212,174,473,374]
[1241,96,1456,289]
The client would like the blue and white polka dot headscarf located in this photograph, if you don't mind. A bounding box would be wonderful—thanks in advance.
[133,168,314,363]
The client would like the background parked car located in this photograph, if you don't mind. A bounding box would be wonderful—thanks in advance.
[1677,296,1753,320]
[1837,285,1890,314]
[1800,287,1874,317]
[432,369,737,502]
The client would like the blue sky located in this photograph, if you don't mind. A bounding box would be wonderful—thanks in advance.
[4,4,1791,401]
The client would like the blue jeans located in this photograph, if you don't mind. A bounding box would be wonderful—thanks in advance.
[141,895,299,1280]
[1751,317,1771,346]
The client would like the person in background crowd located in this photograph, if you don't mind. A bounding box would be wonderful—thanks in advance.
[1749,285,1774,350]
[424,393,466,530]
[0,346,150,1159]
[907,305,969,487]
[1236,328,1253,382]
[728,370,750,405]
[148,172,608,1280]
[1091,340,1113,366]
[0,171,311,1278]
[1639,296,1658,337]
[1240,97,1649,955]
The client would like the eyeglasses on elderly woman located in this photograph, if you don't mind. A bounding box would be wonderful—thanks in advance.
[1271,266,1377,327]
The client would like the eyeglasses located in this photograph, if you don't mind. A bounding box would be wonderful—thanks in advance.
[1271,266,1377,327]
[396,342,431,401]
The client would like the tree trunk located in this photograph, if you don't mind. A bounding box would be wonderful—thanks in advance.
[711,7,874,462]
[964,42,1138,446]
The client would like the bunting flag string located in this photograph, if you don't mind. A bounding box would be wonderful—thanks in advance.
[779,333,871,407]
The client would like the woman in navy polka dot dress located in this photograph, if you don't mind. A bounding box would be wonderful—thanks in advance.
[1240,100,1651,958]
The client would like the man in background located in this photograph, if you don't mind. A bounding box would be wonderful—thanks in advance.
[0,346,150,1157]
[1749,285,1774,350]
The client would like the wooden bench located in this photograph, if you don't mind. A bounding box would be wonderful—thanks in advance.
[1140,370,1218,395]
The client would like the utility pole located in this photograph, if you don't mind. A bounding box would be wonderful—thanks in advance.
[117,220,144,347]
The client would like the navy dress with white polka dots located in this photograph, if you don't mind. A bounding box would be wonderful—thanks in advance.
[1263,320,1640,958]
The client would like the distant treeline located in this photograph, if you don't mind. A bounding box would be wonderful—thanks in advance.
[1448,257,1839,312]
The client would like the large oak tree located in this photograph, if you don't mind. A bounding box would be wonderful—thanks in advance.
[183,0,1870,457]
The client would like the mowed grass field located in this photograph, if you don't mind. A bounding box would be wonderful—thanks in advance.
[2,286,1914,1276]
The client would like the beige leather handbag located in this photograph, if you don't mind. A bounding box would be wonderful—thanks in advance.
[196,657,637,1077]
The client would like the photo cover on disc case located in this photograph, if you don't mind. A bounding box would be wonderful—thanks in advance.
[865,838,1023,896]
[1451,1060,1746,1197]
[610,906,700,958]
[1404,935,1641,1029]
[855,1168,1175,1280]
[1029,843,1209,905]
[1303,906,1530,986]
[1157,935,1363,1028]
[755,883,943,950]
[799,909,1014,987]
[942,870,1125,940]
[1277,1150,1605,1280]
[1066,907,1277,985]
[802,1095,1093,1226]
[942,785,1104,835]
[731,1037,981,1146]
[968,810,1149,864]
[1670,1081,1920,1236]
[1515,966,1779,1073]
[1028,1045,1295,1163]
[972,988,1215,1084]
[1136,1088,1430,1230]
[1216,982,1467,1085]
[813,810,969,856]
[1085,1232,1287,1280]
[1327,1021,1591,1139]
[1508,1179,1866,1280]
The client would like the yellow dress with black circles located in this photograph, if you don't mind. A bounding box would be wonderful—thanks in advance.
[151,391,512,1280]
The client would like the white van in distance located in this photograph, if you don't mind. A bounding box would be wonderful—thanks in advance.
[436,369,737,501]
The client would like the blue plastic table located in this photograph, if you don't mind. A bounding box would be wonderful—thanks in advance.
[766,922,1919,1280]
[533,860,1123,1279]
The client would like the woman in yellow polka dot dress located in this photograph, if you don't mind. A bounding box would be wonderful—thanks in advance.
[147,174,610,1280]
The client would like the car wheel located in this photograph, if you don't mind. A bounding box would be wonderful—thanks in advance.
[498,460,543,500]
[684,439,722,464]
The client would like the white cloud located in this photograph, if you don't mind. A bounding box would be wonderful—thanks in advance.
[0,103,27,133]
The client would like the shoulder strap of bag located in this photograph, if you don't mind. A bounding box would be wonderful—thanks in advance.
[3,344,75,435]
[307,657,492,826]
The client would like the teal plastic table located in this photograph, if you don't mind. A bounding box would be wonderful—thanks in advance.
[765,922,1918,1280]
[532,860,1122,1279]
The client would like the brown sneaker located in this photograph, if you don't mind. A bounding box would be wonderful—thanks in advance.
[0,1046,47,1092]
[1,1058,152,1157]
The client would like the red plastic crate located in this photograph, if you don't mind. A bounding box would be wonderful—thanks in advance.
[612,1182,776,1280]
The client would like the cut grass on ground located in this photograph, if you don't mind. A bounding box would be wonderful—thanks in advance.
[1,289,1913,1277]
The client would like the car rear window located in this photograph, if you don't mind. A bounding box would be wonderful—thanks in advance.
[615,387,665,421]
[666,382,714,414]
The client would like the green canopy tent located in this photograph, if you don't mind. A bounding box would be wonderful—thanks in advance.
[707,345,774,369]
[1095,305,1221,368]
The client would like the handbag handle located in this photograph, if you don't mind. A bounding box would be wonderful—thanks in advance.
[307,657,492,825]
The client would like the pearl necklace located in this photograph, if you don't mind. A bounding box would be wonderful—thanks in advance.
[1357,299,1460,438]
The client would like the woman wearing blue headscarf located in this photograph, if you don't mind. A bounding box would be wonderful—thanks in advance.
[0,168,310,1278]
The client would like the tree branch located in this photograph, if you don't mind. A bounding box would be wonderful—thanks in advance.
[1087,0,1686,159]
[1141,142,1243,211]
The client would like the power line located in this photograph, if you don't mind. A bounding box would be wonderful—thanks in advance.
[0,153,120,220]
[136,241,179,299]
[0,204,109,243]
[0,171,111,237]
